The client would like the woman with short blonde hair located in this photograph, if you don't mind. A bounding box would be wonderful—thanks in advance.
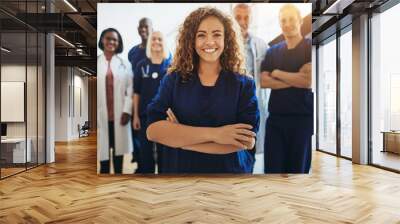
[133,31,171,173]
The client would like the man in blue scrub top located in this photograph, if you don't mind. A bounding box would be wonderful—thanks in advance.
[128,18,153,168]
[260,4,313,173]
[128,18,153,70]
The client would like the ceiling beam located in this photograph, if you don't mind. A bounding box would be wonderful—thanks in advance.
[55,55,96,72]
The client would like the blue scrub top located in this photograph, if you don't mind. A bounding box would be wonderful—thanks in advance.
[134,58,171,117]
[147,71,260,173]
[129,44,173,71]
[128,44,147,70]
[261,38,313,116]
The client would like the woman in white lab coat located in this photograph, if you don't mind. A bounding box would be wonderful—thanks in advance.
[97,28,133,174]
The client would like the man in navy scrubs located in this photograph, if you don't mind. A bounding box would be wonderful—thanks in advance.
[128,18,153,169]
[128,18,153,70]
[260,4,313,173]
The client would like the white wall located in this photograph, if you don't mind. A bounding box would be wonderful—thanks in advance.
[97,3,311,59]
[1,65,37,138]
[1,64,45,163]
[1,65,26,137]
[54,67,89,141]
[55,66,69,141]
[72,72,89,138]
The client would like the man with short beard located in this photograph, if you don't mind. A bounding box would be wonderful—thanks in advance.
[260,4,313,174]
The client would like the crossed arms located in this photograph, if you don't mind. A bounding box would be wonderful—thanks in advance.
[260,63,311,90]
[147,109,256,155]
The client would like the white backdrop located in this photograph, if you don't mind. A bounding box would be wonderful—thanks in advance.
[97,3,311,60]
[1,82,25,122]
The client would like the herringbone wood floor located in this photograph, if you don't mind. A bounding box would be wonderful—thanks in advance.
[1,134,400,223]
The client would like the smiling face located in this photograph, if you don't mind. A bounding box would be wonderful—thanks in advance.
[150,31,163,53]
[168,7,244,81]
[233,6,251,39]
[195,16,225,64]
[279,6,302,39]
[102,31,119,53]
[138,18,153,42]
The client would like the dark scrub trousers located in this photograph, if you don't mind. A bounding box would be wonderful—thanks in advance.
[100,121,124,174]
[261,38,313,174]
[147,71,260,174]
[134,58,171,173]
[128,45,147,169]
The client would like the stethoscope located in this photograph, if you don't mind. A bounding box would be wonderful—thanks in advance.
[141,64,159,79]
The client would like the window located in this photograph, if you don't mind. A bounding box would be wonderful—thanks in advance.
[318,37,337,154]
[340,29,352,158]
[371,3,400,171]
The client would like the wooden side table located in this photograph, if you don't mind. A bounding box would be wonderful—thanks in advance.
[381,131,400,154]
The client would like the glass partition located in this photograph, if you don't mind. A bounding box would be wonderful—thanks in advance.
[371,4,400,171]
[317,36,337,155]
[0,1,46,179]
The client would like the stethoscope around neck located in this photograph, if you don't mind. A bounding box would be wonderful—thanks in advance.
[141,63,159,79]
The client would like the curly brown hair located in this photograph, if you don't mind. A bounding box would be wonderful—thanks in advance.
[168,7,245,81]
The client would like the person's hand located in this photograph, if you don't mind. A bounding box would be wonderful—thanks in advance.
[240,137,256,150]
[132,115,141,130]
[270,69,282,79]
[120,113,131,126]
[212,124,256,149]
[166,108,179,123]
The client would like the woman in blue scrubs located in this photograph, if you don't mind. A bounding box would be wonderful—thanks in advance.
[146,7,260,173]
[133,31,171,173]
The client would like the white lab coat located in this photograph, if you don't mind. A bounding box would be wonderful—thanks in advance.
[248,34,270,153]
[97,54,133,161]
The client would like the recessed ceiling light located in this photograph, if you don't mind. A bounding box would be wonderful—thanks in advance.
[323,0,354,15]
[63,0,78,12]
[54,34,75,48]
[78,67,92,76]
[1,47,11,53]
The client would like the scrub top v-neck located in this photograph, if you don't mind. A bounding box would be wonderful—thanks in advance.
[134,58,170,117]
[147,71,260,173]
